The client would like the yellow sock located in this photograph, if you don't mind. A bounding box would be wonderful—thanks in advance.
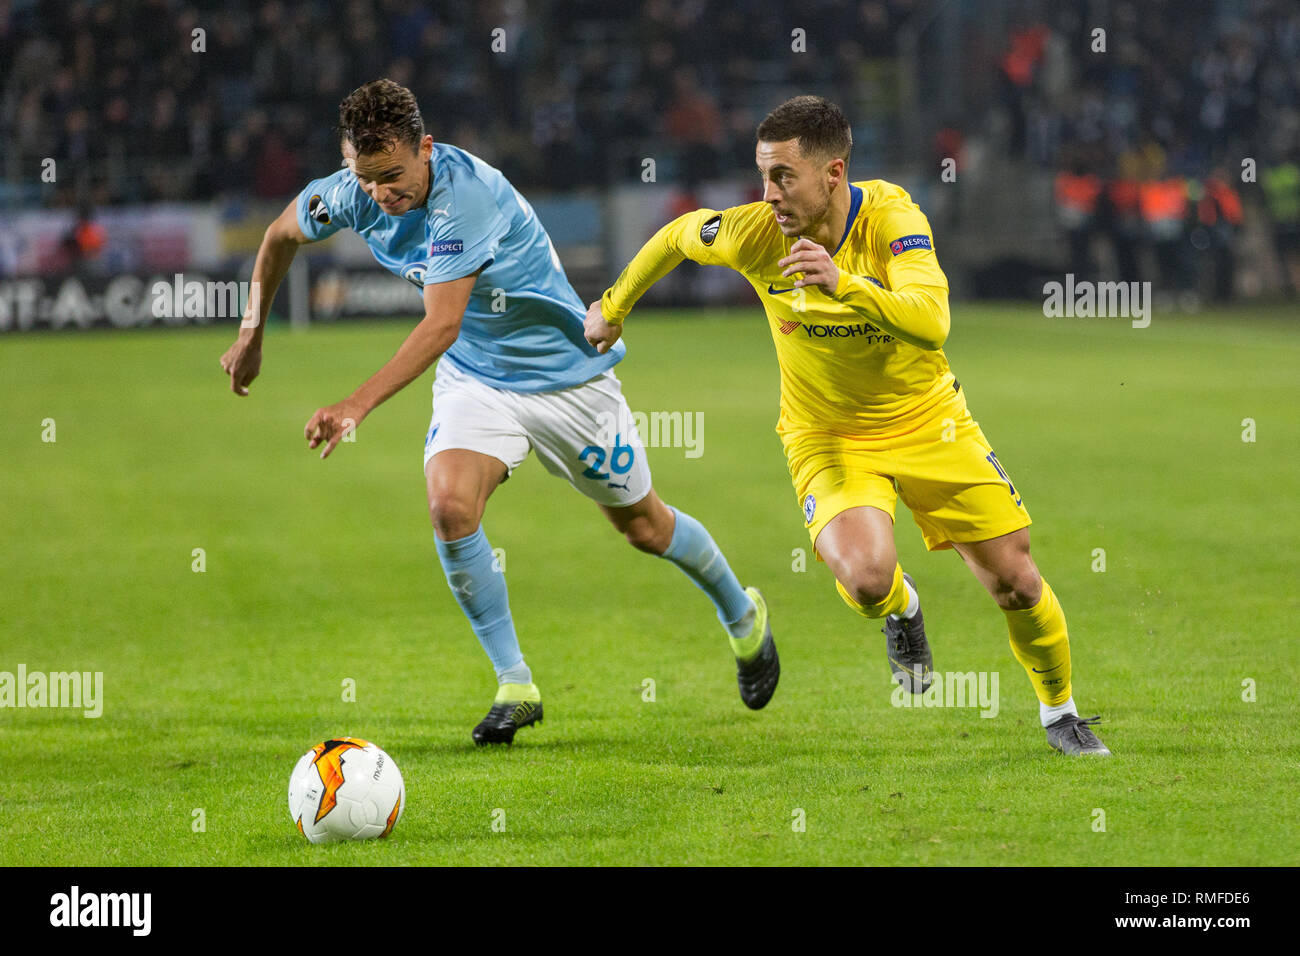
[1004,579,1072,706]
[836,564,910,619]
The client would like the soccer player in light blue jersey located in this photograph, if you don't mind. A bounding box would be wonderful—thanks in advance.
[219,80,779,743]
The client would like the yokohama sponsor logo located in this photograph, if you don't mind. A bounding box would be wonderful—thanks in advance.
[804,321,877,336]
[775,317,893,342]
[796,321,893,342]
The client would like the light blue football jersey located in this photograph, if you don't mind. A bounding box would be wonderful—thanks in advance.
[296,144,624,392]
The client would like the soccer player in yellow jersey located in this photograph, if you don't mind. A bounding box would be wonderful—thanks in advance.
[584,96,1110,755]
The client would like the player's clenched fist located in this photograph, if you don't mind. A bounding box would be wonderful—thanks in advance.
[219,331,263,396]
[305,398,367,460]
[778,238,840,296]
[584,300,623,354]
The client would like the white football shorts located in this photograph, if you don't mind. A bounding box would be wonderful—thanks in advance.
[422,357,653,508]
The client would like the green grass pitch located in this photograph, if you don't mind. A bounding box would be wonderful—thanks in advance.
[2,303,1297,866]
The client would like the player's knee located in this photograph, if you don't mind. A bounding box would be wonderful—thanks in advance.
[428,492,480,541]
[840,566,896,608]
[996,567,1042,610]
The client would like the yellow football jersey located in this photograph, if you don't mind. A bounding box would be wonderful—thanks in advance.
[602,180,963,438]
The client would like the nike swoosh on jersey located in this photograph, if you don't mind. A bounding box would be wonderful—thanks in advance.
[767,284,797,294]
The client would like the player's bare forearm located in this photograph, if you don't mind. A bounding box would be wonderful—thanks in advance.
[242,241,296,339]
[220,201,311,396]
[305,272,475,460]
[243,201,311,339]
[305,314,457,459]
[350,312,461,414]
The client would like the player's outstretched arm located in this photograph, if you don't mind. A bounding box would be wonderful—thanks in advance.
[587,209,741,351]
[219,200,312,395]
[583,219,687,351]
[304,272,475,460]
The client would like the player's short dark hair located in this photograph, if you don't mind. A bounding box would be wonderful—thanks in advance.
[337,79,426,156]
[756,96,852,162]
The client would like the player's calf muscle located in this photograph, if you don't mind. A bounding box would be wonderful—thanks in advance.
[618,514,671,555]
[962,554,1041,609]
[602,492,674,555]
[955,531,1042,609]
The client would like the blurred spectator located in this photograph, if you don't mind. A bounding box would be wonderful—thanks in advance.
[1261,153,1300,296]
[1140,173,1191,297]
[1189,169,1243,301]
[660,181,705,304]
[998,24,1047,157]
[664,70,723,184]
[58,204,106,273]
[1054,150,1103,278]
[932,122,965,226]
[253,127,303,200]
[1101,151,1144,284]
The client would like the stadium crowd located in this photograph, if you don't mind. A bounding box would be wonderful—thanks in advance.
[0,0,917,206]
[997,1,1300,296]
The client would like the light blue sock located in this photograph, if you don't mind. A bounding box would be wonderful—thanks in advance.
[661,507,754,637]
[434,526,525,681]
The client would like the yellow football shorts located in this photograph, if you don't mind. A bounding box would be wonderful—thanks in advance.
[783,400,1032,556]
